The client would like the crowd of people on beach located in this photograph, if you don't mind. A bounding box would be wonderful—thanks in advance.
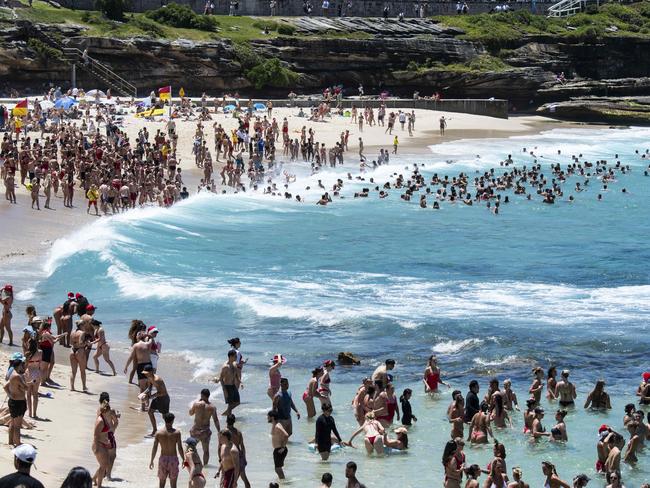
[2,281,650,488]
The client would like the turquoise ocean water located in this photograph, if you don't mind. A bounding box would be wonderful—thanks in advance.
[5,127,650,486]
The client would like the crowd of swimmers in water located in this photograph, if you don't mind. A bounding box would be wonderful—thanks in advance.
[4,287,650,488]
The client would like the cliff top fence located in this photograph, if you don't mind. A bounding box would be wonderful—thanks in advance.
[60,0,552,16]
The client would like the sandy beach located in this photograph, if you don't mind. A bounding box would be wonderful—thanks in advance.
[1,104,605,486]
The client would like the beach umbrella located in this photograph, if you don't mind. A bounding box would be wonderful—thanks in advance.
[54,97,78,110]
[39,100,55,110]
[86,89,107,98]
[223,104,236,113]
[253,102,266,111]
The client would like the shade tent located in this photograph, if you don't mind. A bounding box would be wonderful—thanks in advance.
[86,89,107,98]
[253,103,266,111]
[38,100,55,110]
[223,104,236,113]
[54,97,78,110]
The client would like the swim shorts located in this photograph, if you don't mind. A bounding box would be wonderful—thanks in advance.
[41,346,53,363]
[158,455,179,480]
[273,447,288,468]
[8,399,27,418]
[220,468,235,488]
[223,384,240,405]
[136,362,152,380]
[150,394,170,414]
[190,425,212,442]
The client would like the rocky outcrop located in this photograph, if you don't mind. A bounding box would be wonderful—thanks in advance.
[537,97,650,124]
[2,19,650,113]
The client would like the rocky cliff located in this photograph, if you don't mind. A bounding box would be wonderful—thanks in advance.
[2,17,650,115]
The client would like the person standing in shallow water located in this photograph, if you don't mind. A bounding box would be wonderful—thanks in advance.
[214,349,241,416]
[189,388,221,466]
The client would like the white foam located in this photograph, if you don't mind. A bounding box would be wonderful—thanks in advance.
[432,338,483,354]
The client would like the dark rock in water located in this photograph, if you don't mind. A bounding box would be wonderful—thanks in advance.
[338,352,360,366]
[537,96,650,125]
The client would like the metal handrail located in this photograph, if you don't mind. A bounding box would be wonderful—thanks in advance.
[61,47,137,97]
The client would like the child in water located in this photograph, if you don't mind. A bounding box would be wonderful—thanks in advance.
[400,388,417,426]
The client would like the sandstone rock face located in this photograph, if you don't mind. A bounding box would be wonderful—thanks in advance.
[2,19,650,112]
[537,96,650,125]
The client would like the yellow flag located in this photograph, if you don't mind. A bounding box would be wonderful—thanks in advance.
[179,87,185,98]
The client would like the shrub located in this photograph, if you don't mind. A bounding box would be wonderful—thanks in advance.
[639,2,650,18]
[252,20,279,31]
[566,24,604,43]
[95,0,129,21]
[468,54,509,72]
[130,16,166,37]
[28,38,63,60]
[277,24,296,36]
[233,42,263,69]
[246,58,299,90]
[600,3,644,26]
[145,3,218,31]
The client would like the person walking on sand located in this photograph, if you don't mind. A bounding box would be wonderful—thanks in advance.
[4,353,32,446]
[1,283,14,346]
[183,437,206,488]
[150,412,183,488]
[439,116,447,136]
[92,399,114,488]
[189,388,221,465]
[91,319,116,376]
[217,429,240,488]
[124,331,153,409]
[214,349,242,416]
[142,365,171,437]
[70,320,91,392]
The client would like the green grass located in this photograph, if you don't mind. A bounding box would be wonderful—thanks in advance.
[13,0,283,41]
[434,2,650,49]
[403,54,511,74]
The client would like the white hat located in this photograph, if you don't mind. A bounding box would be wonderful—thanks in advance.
[12,444,37,463]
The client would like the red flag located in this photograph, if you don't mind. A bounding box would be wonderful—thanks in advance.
[158,86,171,101]
[12,99,28,117]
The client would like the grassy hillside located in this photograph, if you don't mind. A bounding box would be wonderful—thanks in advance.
[434,2,650,49]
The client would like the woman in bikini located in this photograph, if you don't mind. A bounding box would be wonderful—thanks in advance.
[529,367,545,405]
[468,402,492,444]
[351,378,371,426]
[376,383,399,427]
[97,392,119,480]
[550,410,568,442]
[584,379,611,410]
[541,461,571,488]
[25,337,42,419]
[423,355,449,394]
[442,439,463,488]
[448,393,465,439]
[127,320,147,384]
[522,398,536,434]
[491,394,511,429]
[546,367,558,400]
[382,427,408,451]
[502,379,519,411]
[303,367,323,419]
[346,412,385,455]
[38,319,63,385]
[92,320,116,376]
[92,400,114,488]
[623,420,641,464]
[267,354,284,402]
[183,437,206,488]
[318,360,335,407]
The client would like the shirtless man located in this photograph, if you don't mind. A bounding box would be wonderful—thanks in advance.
[124,332,153,406]
[3,354,31,445]
[371,359,395,389]
[70,320,91,391]
[268,410,289,479]
[150,412,183,488]
[554,370,577,407]
[345,461,367,488]
[189,388,221,465]
[217,429,240,488]
[143,365,171,437]
[224,415,251,488]
[1,284,14,346]
[214,350,241,416]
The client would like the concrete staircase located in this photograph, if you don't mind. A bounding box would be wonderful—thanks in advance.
[38,30,137,97]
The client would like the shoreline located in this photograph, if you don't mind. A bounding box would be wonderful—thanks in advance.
[1,111,640,486]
